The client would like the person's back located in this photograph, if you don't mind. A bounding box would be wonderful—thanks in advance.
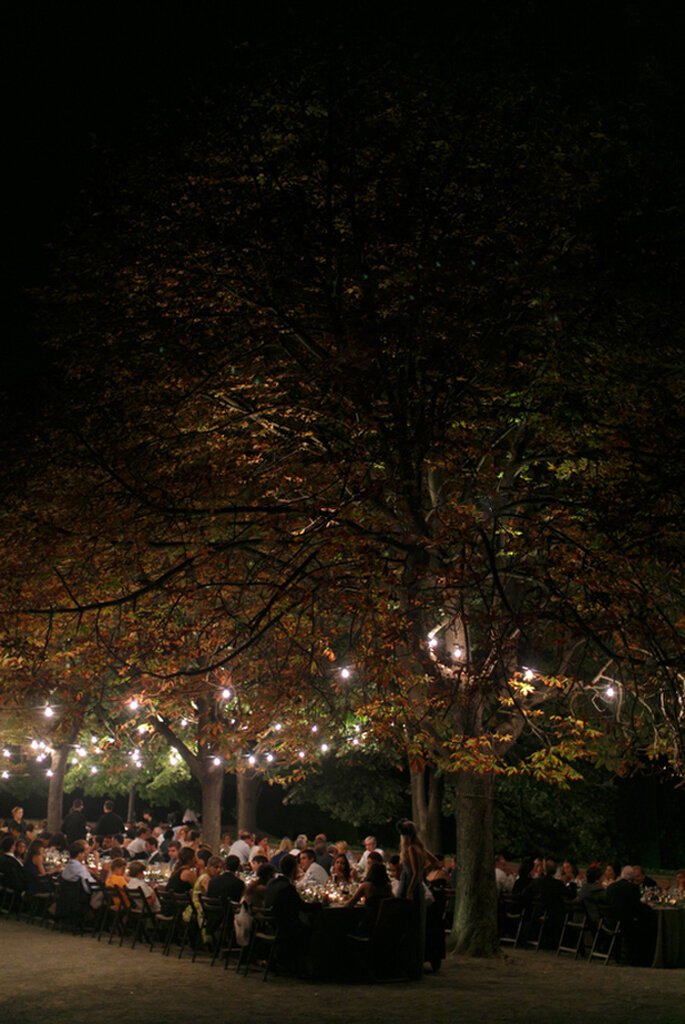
[95,801,124,837]
[61,803,87,844]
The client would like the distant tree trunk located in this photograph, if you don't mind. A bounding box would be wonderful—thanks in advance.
[126,782,136,824]
[199,766,224,851]
[236,772,261,833]
[47,742,71,831]
[410,765,442,853]
[449,769,499,956]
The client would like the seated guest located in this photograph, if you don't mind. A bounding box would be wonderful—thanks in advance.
[62,840,100,892]
[23,838,58,895]
[126,827,151,859]
[294,834,308,852]
[388,854,402,896]
[144,836,165,866]
[426,853,451,886]
[362,850,383,878]
[104,857,130,908]
[579,866,608,927]
[127,859,160,912]
[495,853,515,893]
[228,830,253,864]
[357,835,384,872]
[0,834,26,901]
[606,865,656,965]
[167,840,182,872]
[344,861,392,935]
[530,860,567,948]
[244,862,275,908]
[250,853,268,873]
[270,837,293,868]
[512,857,535,900]
[298,848,328,885]
[669,869,685,896]
[264,853,317,975]
[633,864,658,893]
[160,847,197,915]
[336,840,356,866]
[314,839,333,874]
[13,837,27,863]
[559,860,579,899]
[207,854,245,906]
[249,833,271,862]
[603,861,620,887]
[331,853,355,888]
[45,832,68,857]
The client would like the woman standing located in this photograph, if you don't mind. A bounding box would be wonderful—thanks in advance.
[396,819,435,979]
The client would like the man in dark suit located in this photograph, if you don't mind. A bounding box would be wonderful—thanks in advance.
[204,854,246,935]
[61,799,87,845]
[0,834,25,903]
[530,860,567,949]
[606,865,656,965]
[94,800,124,837]
[207,854,245,905]
[264,853,318,975]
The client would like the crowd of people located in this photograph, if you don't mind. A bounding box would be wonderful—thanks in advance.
[493,852,684,965]
[0,803,447,979]
[3,800,684,974]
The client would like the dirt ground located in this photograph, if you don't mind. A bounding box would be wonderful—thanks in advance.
[0,919,683,1024]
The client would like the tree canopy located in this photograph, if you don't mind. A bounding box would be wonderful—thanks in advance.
[1,27,684,953]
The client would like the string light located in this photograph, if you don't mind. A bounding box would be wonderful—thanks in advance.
[311,725,318,733]
[90,766,98,774]
[2,771,9,779]
[266,753,274,763]
[274,723,282,731]
[46,769,53,777]
[320,743,329,753]
[428,637,438,649]
[298,750,305,759]
[44,705,54,718]
[453,646,463,658]
[181,718,188,727]
[221,688,231,699]
[248,755,256,766]
[212,756,221,766]
[3,749,10,758]
[340,668,351,680]
[606,686,616,698]
[129,699,139,711]
[523,669,535,681]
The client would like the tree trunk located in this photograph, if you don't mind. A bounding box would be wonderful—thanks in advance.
[200,766,225,852]
[236,771,261,833]
[126,782,136,824]
[410,764,442,853]
[47,742,71,831]
[449,769,499,956]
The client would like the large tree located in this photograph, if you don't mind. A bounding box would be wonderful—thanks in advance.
[2,33,684,954]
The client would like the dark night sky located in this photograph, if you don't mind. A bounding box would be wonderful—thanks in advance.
[3,1,683,433]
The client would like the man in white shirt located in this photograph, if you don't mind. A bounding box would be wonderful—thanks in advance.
[298,848,328,885]
[126,827,151,859]
[62,841,99,892]
[229,830,253,864]
[357,836,384,872]
[495,853,515,893]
